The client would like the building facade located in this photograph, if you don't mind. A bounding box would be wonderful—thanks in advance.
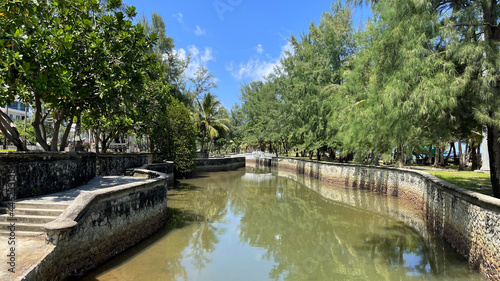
[1,100,32,121]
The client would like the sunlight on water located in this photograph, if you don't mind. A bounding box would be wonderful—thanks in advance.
[81,167,485,281]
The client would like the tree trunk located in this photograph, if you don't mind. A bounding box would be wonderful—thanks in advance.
[463,142,469,166]
[0,110,28,151]
[487,125,500,198]
[94,131,100,153]
[470,142,479,171]
[59,116,74,151]
[316,149,320,161]
[397,145,404,168]
[458,139,464,171]
[440,146,445,166]
[434,146,440,168]
[101,133,112,153]
[428,144,433,165]
[50,117,63,151]
[74,113,84,151]
[32,92,51,151]
[481,2,500,197]
[445,142,454,164]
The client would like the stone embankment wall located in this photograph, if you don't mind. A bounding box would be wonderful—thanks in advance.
[253,157,500,281]
[0,152,96,200]
[194,157,246,172]
[96,153,152,176]
[135,162,175,186]
[25,169,170,280]
[0,152,152,200]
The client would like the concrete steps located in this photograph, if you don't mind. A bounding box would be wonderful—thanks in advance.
[0,201,69,237]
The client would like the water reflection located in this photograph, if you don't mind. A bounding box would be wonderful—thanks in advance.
[81,168,484,281]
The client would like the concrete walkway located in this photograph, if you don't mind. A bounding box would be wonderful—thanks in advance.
[0,176,146,281]
[16,176,145,204]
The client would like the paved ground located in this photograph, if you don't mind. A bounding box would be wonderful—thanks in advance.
[0,236,53,281]
[17,176,145,204]
[0,176,146,281]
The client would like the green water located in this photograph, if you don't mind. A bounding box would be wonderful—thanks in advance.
[81,167,484,281]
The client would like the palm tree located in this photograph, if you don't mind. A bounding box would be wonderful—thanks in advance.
[194,93,229,153]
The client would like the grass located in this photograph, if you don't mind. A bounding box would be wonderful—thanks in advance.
[424,170,493,196]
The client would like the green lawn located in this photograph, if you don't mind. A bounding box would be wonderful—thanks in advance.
[424,170,493,196]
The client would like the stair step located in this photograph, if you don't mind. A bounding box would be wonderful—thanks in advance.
[0,230,46,237]
[0,214,59,224]
[0,222,47,232]
[0,207,64,217]
[0,202,69,210]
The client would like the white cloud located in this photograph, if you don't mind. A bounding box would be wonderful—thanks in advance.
[231,58,276,81]
[281,41,293,57]
[173,13,184,24]
[256,44,264,54]
[229,42,292,81]
[175,45,216,79]
[194,25,206,36]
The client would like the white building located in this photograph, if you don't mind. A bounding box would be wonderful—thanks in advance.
[1,99,32,121]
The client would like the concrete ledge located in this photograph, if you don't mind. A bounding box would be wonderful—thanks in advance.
[193,157,245,173]
[0,152,96,200]
[254,157,500,281]
[137,162,175,186]
[96,153,152,176]
[25,169,169,280]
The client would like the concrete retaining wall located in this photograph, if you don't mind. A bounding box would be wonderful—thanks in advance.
[0,152,96,200]
[135,162,175,186]
[0,152,153,201]
[257,157,500,280]
[96,153,152,176]
[194,157,245,172]
[25,169,169,280]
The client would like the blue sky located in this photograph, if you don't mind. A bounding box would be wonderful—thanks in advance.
[125,0,371,109]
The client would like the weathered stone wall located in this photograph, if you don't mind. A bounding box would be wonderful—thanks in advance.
[0,152,96,200]
[260,157,500,280]
[24,169,169,281]
[193,157,245,172]
[0,152,154,201]
[137,162,174,186]
[96,153,152,176]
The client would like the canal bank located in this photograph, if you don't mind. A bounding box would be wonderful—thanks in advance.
[248,157,500,280]
[0,152,245,281]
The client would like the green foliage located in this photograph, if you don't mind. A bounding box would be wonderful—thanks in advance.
[1,0,157,151]
[227,103,245,153]
[193,92,229,152]
[14,118,36,144]
[240,2,355,156]
[161,98,197,176]
[337,0,459,165]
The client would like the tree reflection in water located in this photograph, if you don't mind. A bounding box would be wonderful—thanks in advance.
[81,168,484,281]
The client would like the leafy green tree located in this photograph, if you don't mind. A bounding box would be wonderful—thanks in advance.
[338,0,459,167]
[348,0,500,197]
[284,3,354,159]
[2,0,155,151]
[228,103,245,153]
[149,96,197,176]
[138,12,189,105]
[240,2,355,158]
[194,93,229,153]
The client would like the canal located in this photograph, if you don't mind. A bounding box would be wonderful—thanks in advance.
[81,167,484,280]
